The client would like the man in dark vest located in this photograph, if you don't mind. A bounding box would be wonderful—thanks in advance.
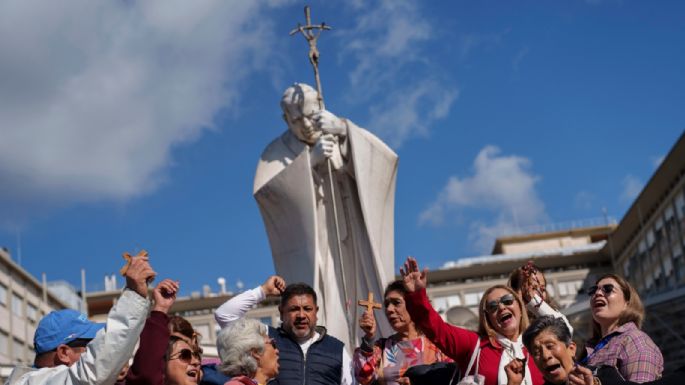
[215,276,353,385]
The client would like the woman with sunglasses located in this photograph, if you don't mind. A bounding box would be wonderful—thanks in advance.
[585,274,663,382]
[508,262,573,335]
[127,279,203,385]
[216,318,280,385]
[353,280,452,385]
[400,257,544,385]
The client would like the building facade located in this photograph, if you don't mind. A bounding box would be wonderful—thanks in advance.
[602,131,685,371]
[0,248,71,379]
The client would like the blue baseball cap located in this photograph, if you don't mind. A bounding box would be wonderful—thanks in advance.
[34,309,105,354]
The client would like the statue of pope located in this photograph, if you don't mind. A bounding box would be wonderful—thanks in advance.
[254,83,398,349]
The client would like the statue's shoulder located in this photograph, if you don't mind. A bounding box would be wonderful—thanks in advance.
[254,131,306,194]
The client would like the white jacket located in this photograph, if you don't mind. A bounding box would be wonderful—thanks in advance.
[5,289,150,385]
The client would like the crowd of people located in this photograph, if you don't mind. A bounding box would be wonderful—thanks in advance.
[4,255,682,385]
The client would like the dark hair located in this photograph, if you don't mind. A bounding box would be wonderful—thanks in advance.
[508,261,561,311]
[508,261,543,292]
[384,280,407,298]
[280,282,317,306]
[589,273,644,344]
[523,315,572,351]
[169,315,202,348]
[166,335,202,361]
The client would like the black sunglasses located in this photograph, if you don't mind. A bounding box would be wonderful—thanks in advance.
[484,294,516,313]
[169,348,201,363]
[587,284,615,297]
[266,338,277,349]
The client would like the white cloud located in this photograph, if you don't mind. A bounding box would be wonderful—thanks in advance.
[620,175,643,203]
[338,0,457,147]
[459,30,509,60]
[0,0,278,224]
[368,83,458,148]
[419,146,548,253]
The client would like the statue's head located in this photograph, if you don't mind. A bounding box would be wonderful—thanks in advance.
[281,83,321,144]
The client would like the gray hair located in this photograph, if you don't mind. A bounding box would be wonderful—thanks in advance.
[523,315,572,351]
[217,318,268,377]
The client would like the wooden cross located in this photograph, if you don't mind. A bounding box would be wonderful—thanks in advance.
[289,5,331,110]
[357,292,382,313]
[119,249,148,276]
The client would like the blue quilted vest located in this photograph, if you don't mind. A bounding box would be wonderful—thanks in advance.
[268,326,343,385]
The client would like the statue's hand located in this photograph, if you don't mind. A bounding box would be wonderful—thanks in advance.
[312,110,347,137]
[310,134,341,167]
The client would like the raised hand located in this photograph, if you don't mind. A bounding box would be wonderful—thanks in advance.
[261,275,286,297]
[311,110,347,137]
[504,358,525,385]
[152,279,179,313]
[568,365,595,385]
[359,310,377,339]
[125,254,156,298]
[519,279,536,304]
[399,256,427,293]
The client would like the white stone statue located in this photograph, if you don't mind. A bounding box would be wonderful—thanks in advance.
[254,83,398,349]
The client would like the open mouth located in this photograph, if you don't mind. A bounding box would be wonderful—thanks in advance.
[186,369,199,381]
[544,363,562,376]
[294,322,309,329]
[591,299,607,310]
[498,313,513,325]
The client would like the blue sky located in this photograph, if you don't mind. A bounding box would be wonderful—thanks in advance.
[1,0,683,295]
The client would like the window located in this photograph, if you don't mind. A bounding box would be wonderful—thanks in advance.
[194,324,210,342]
[27,303,38,323]
[675,191,685,219]
[464,292,481,306]
[0,331,8,355]
[433,295,462,312]
[546,284,555,297]
[0,282,7,306]
[11,293,23,316]
[13,338,24,362]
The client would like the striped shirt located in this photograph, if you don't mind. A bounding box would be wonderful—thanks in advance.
[587,322,663,383]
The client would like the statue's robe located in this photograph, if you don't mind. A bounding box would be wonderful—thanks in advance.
[254,122,398,350]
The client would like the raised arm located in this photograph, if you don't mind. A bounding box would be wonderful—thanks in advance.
[68,255,154,384]
[126,279,179,385]
[401,257,478,365]
[214,275,285,329]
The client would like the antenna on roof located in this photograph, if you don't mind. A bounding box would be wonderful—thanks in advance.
[217,277,226,294]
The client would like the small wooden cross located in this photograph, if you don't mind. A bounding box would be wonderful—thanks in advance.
[357,292,382,313]
[119,249,148,276]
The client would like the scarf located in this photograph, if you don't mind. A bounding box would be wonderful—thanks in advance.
[496,333,531,385]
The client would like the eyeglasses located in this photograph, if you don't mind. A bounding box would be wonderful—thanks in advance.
[484,294,516,313]
[587,284,616,297]
[266,338,277,349]
[169,348,201,363]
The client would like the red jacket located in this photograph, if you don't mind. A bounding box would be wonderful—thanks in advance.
[405,289,544,385]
